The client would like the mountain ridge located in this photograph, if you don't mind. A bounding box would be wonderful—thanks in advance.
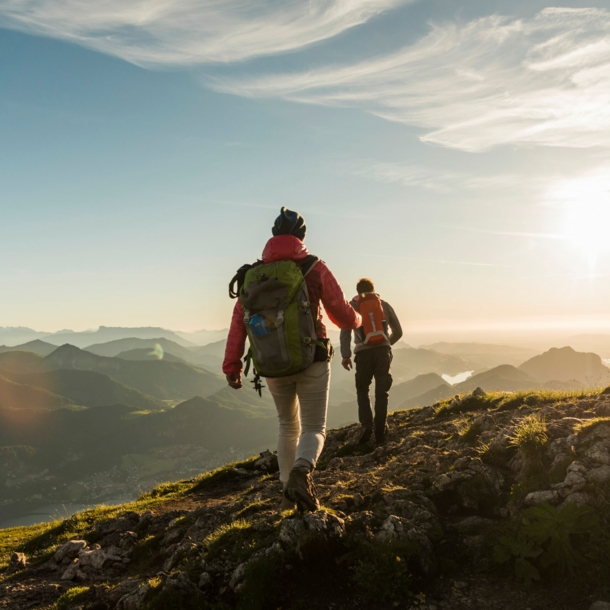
[2,387,610,609]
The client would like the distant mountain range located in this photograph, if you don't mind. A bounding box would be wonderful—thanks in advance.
[2,333,610,511]
[0,344,226,404]
[419,342,540,368]
[0,326,228,348]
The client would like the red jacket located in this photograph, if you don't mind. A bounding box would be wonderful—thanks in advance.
[223,235,362,375]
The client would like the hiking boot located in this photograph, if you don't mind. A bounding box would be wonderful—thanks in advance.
[284,467,320,512]
[280,495,296,512]
[358,426,373,445]
[375,423,390,444]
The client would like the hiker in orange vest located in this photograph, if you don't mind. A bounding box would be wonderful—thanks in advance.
[340,278,403,444]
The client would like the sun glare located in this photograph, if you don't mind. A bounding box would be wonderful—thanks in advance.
[551,169,610,273]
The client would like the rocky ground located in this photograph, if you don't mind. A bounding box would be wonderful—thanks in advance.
[2,387,610,610]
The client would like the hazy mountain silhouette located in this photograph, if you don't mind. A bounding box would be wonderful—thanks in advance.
[0,368,164,410]
[0,374,75,411]
[174,329,228,345]
[44,327,196,349]
[0,395,276,490]
[0,351,45,374]
[85,337,196,361]
[0,340,58,357]
[519,346,610,386]
[420,342,540,368]
[562,334,610,358]
[116,349,189,365]
[397,384,455,410]
[43,345,226,400]
[454,364,539,392]
[185,339,228,371]
[392,373,450,402]
[0,327,49,347]
[391,347,476,379]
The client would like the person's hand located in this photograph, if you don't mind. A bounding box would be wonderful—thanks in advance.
[342,358,353,371]
[226,373,242,389]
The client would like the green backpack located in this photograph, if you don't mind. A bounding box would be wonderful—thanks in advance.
[235,257,322,381]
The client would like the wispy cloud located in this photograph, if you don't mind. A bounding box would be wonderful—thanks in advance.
[0,0,408,66]
[212,8,610,151]
[352,161,522,193]
[456,227,568,240]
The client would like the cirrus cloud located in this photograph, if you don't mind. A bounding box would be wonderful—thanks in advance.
[210,7,610,151]
[0,0,408,66]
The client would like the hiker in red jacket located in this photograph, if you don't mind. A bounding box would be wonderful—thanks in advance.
[340,278,403,444]
[223,207,361,511]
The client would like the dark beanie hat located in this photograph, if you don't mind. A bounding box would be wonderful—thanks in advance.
[272,207,307,240]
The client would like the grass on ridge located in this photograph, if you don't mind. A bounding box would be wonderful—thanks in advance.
[435,388,603,418]
[575,417,610,436]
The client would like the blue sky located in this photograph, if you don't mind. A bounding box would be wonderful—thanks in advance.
[1,0,610,342]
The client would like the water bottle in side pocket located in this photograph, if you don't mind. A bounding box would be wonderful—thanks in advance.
[249,315,269,337]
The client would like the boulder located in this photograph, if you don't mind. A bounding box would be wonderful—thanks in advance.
[54,540,88,563]
[524,490,560,506]
[552,461,587,497]
[6,552,27,574]
[106,578,145,605]
[198,572,212,589]
[559,491,590,509]
[589,602,610,610]
[585,444,610,465]
[375,516,436,574]
[117,583,150,610]
[588,464,610,484]
[254,450,279,472]
[279,510,345,557]
[61,558,86,581]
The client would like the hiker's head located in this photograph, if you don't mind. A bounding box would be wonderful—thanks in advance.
[272,207,307,241]
[357,278,375,294]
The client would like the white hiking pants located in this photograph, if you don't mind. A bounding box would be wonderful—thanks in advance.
[266,361,331,484]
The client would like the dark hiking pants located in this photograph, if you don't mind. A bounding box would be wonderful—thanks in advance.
[355,346,393,438]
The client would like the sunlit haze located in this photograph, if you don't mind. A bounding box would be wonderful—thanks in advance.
[2,0,610,344]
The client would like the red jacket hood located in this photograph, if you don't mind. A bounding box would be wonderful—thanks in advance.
[262,235,309,263]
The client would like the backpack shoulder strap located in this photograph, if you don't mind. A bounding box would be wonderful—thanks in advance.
[298,255,320,278]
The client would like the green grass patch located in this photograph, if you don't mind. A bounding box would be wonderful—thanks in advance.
[575,417,610,436]
[509,415,548,457]
[458,417,484,445]
[203,517,279,564]
[436,389,603,418]
[188,455,259,493]
[50,586,90,610]
[234,498,274,519]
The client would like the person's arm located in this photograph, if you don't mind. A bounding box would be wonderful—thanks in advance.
[340,328,352,358]
[318,264,362,330]
[384,302,403,346]
[340,327,354,371]
[223,301,248,387]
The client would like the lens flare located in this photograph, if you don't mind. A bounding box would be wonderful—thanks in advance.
[149,343,164,360]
